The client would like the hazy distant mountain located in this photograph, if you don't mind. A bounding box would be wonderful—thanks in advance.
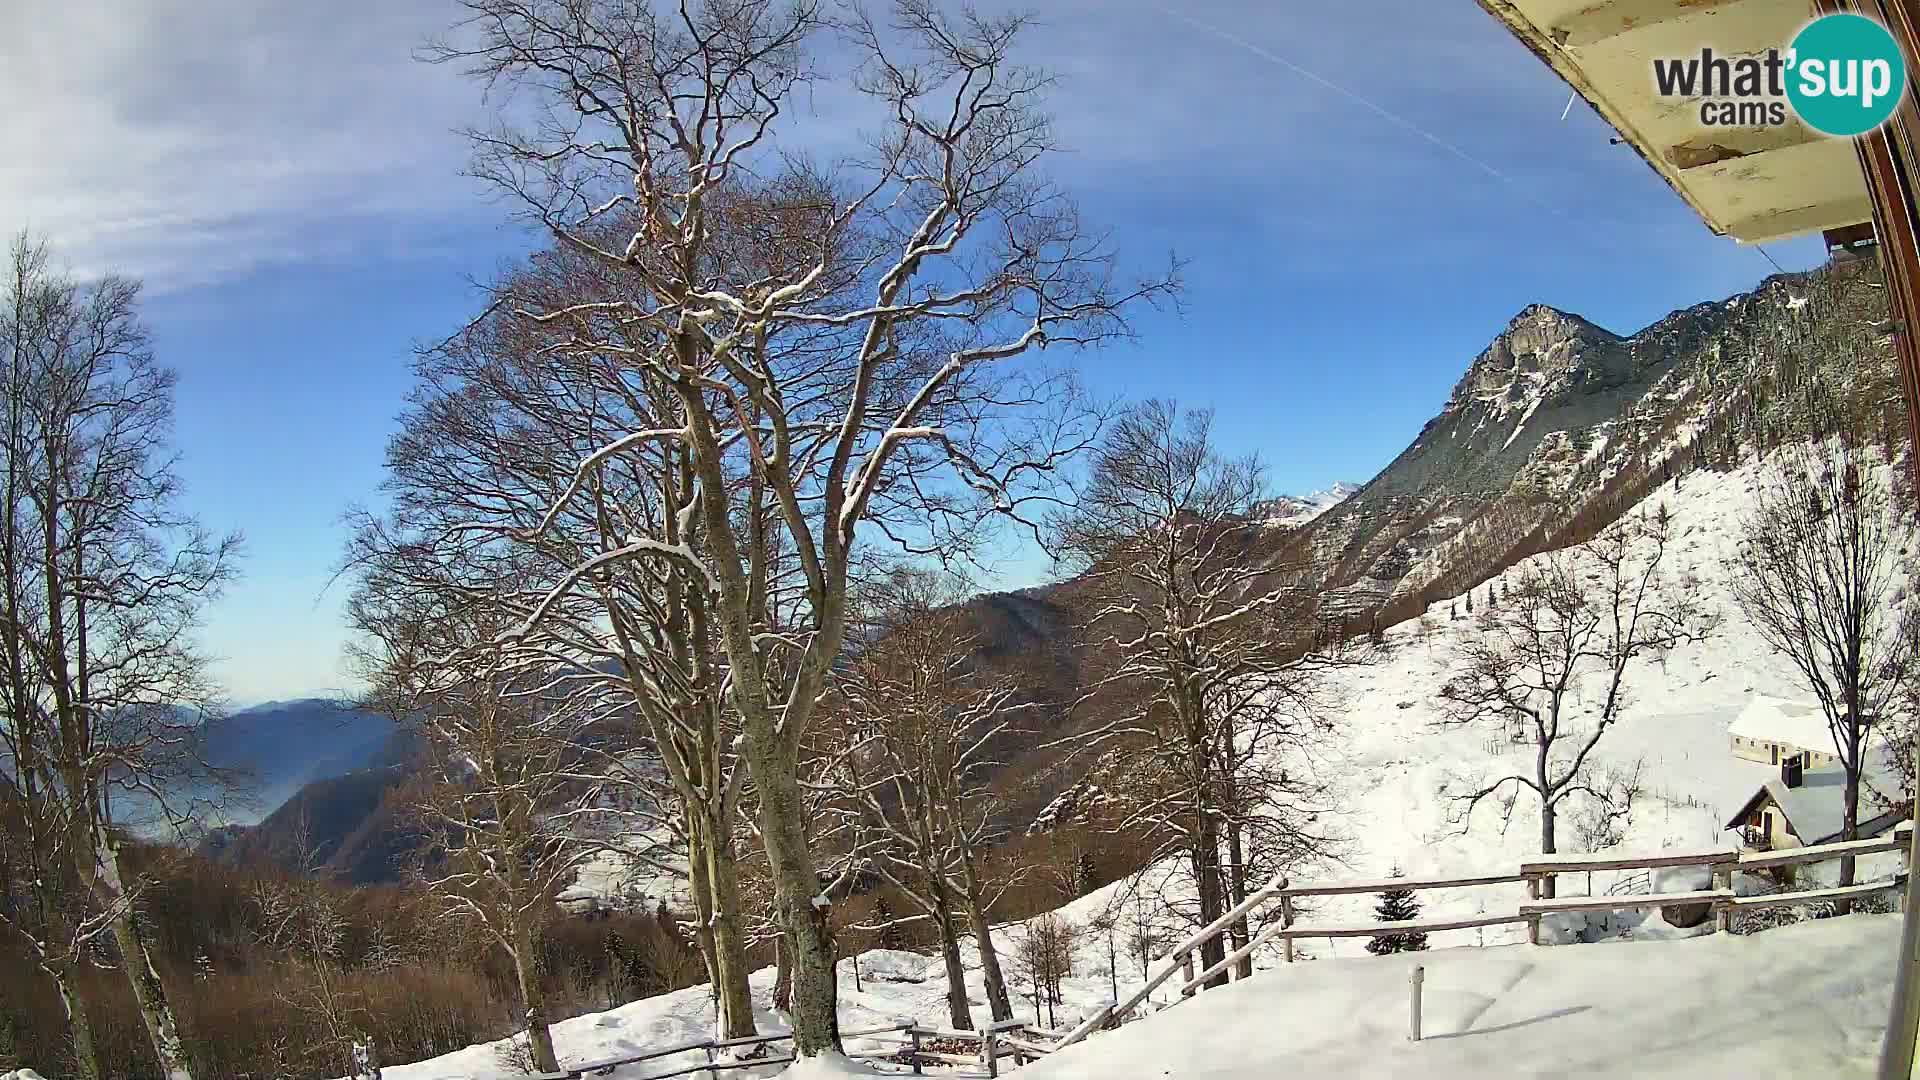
[191,698,400,824]
[198,763,421,883]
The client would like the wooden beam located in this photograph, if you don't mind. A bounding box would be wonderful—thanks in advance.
[1280,912,1534,939]
[1666,127,1824,171]
[1739,828,1914,870]
[1728,198,1879,243]
[1520,889,1733,916]
[1282,871,1527,897]
[1521,849,1738,875]
[1826,221,1881,249]
[1729,880,1903,911]
[1549,0,1748,49]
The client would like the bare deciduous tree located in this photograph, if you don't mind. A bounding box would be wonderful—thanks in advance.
[1052,401,1335,986]
[1009,913,1075,1029]
[1729,432,1913,905]
[422,0,1174,1055]
[1439,507,1709,895]
[358,602,598,1076]
[344,238,764,1039]
[0,232,239,1080]
[825,570,1023,1026]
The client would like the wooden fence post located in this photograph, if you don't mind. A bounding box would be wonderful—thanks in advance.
[982,1029,998,1079]
[1712,866,1732,933]
[704,1044,717,1080]
[1282,894,1295,963]
[1179,952,1195,996]
[910,1027,923,1075]
[1526,876,1541,945]
[1409,964,1425,1042]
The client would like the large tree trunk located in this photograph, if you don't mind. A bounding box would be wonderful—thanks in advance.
[755,778,838,1054]
[685,812,723,1024]
[90,832,194,1080]
[1539,801,1559,900]
[958,858,1012,1022]
[773,937,792,1013]
[1224,817,1252,980]
[510,922,559,1074]
[52,963,102,1080]
[704,830,758,1039]
[919,842,973,1030]
[936,910,971,1030]
[1185,690,1228,988]
[1190,815,1227,988]
[1840,764,1861,915]
[681,364,838,1058]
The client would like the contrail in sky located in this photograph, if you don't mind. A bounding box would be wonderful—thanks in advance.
[1155,6,1578,221]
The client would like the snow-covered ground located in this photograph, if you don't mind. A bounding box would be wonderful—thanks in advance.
[375,451,1914,1079]
[1020,914,1905,1079]
[1290,454,1908,953]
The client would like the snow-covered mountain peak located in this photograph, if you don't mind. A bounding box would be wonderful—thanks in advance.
[1261,481,1363,527]
[1447,303,1625,419]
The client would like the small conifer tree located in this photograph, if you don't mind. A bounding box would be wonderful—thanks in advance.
[873,896,906,951]
[1365,869,1429,956]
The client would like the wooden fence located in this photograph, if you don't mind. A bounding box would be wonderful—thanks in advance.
[503,822,1915,1073]
[1051,820,1914,1051]
[528,1017,1048,1079]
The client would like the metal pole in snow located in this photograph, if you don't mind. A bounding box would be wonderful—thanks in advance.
[1409,965,1425,1043]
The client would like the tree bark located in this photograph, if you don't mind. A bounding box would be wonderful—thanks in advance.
[1539,801,1558,900]
[957,848,1013,1022]
[1840,764,1861,915]
[90,832,194,1080]
[773,937,792,1013]
[51,964,102,1080]
[936,910,972,1030]
[1185,687,1228,987]
[510,920,559,1074]
[1190,815,1227,987]
[1224,817,1252,980]
[704,831,758,1039]
[684,812,723,1023]
[757,784,838,1054]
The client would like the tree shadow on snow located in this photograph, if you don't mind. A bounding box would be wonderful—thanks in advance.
[1428,1005,1592,1040]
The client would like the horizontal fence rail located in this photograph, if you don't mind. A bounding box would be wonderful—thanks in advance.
[539,820,1916,1074]
[531,1018,1048,1080]
[1055,820,1914,1055]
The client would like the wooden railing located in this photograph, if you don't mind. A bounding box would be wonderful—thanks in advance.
[1051,820,1914,1052]
[531,1017,1044,1079]
[516,822,1916,1071]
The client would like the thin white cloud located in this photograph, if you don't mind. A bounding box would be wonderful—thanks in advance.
[0,0,1674,293]
[0,0,487,289]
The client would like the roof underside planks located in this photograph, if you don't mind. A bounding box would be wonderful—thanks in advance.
[1477,0,1873,242]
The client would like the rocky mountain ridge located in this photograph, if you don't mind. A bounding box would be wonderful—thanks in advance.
[1295,261,1893,619]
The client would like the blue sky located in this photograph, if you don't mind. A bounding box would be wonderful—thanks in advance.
[1,0,1825,704]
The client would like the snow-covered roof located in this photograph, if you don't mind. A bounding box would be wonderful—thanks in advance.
[1729,750,1905,846]
[1726,697,1834,757]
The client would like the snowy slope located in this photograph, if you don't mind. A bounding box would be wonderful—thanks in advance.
[1019,914,1904,1079]
[374,450,1914,1079]
[1288,452,1909,953]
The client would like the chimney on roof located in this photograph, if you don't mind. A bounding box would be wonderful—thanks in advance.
[1782,753,1805,789]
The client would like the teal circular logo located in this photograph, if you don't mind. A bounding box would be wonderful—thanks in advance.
[1787,14,1907,137]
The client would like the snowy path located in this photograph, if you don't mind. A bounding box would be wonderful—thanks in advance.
[1019,914,1902,1079]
